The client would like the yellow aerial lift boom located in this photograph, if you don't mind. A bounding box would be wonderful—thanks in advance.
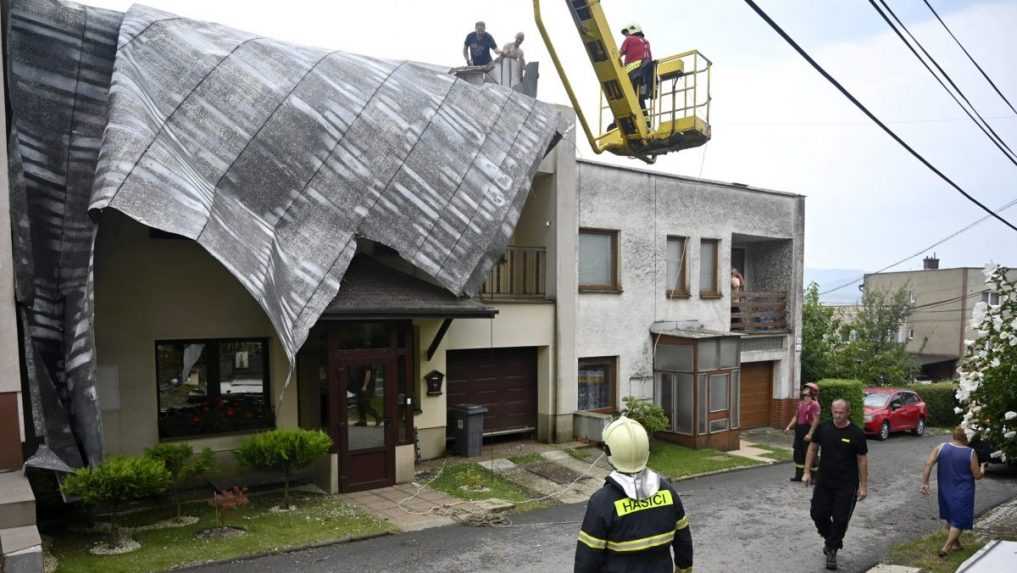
[534,0,712,164]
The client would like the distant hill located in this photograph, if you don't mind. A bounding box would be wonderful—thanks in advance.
[804,268,864,305]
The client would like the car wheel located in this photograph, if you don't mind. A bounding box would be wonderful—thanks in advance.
[912,418,926,436]
[879,421,890,441]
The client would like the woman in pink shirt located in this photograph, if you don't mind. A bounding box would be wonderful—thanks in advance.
[786,386,821,481]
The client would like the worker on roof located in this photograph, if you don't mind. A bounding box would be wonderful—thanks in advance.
[575,416,693,573]
[500,32,526,67]
[463,21,499,68]
[619,24,653,113]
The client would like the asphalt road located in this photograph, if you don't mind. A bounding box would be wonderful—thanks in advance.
[189,433,1017,573]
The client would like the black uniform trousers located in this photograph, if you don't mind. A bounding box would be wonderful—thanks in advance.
[810,481,858,551]
[792,423,815,480]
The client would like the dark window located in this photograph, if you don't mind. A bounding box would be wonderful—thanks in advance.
[156,338,273,439]
[579,228,621,293]
[700,238,720,297]
[578,357,616,412]
[666,236,689,297]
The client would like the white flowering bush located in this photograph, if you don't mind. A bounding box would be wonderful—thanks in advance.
[956,265,1017,463]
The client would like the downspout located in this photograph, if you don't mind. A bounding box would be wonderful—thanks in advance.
[958,270,968,358]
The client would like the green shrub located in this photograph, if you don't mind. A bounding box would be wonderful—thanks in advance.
[234,428,332,506]
[907,382,960,428]
[144,443,215,518]
[816,379,865,427]
[61,456,171,544]
[621,396,670,436]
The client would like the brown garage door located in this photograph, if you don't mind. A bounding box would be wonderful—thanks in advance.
[740,362,773,429]
[447,347,538,434]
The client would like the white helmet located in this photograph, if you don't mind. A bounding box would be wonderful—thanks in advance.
[602,416,650,474]
[627,24,643,35]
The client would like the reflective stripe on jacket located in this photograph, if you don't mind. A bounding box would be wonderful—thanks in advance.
[575,475,693,573]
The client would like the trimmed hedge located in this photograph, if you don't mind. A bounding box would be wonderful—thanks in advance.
[906,382,960,428]
[815,379,865,427]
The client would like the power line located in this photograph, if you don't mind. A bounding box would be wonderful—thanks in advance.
[870,0,1017,165]
[923,0,1017,116]
[741,0,1017,233]
[818,196,1017,296]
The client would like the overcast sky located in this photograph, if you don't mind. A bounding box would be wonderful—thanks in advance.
[82,0,1017,282]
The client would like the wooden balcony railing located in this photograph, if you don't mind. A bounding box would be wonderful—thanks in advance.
[731,291,787,333]
[480,246,547,300]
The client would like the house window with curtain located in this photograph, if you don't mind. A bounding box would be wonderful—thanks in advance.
[700,238,720,298]
[156,338,273,439]
[666,236,689,298]
[578,357,616,412]
[579,228,620,293]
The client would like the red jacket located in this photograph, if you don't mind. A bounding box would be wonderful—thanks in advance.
[620,35,651,65]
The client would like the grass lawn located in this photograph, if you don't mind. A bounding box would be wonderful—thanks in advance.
[507,452,544,466]
[428,463,548,511]
[647,440,763,479]
[49,492,392,573]
[886,529,984,573]
[754,444,794,463]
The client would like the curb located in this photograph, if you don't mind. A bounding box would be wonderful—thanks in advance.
[671,458,794,483]
[173,530,395,571]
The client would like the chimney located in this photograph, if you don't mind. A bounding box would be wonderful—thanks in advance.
[923,254,940,270]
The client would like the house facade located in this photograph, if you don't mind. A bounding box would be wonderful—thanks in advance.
[92,108,578,494]
[862,257,1016,380]
[574,160,805,450]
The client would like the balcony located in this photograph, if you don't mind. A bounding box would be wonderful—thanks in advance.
[480,246,547,300]
[731,291,787,333]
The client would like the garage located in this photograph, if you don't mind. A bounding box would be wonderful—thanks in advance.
[740,362,773,429]
[447,347,538,434]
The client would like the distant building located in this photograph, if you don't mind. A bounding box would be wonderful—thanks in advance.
[863,256,1016,380]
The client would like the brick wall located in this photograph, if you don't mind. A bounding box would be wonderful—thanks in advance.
[769,398,797,429]
[0,392,23,470]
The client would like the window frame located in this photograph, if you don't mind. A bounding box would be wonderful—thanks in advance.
[155,337,274,441]
[578,228,622,294]
[699,238,721,299]
[577,356,617,413]
[665,235,690,299]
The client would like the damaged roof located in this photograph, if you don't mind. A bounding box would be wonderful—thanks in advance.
[6,0,558,469]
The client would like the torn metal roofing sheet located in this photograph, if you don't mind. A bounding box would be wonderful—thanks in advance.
[6,0,559,469]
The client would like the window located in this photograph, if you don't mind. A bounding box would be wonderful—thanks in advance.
[578,357,616,411]
[156,338,273,439]
[982,291,1000,306]
[579,229,620,292]
[700,239,720,298]
[665,236,689,297]
[708,373,729,412]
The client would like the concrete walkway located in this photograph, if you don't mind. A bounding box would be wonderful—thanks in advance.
[340,484,459,532]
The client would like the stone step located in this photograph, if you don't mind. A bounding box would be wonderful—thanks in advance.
[0,471,36,529]
[1,525,44,573]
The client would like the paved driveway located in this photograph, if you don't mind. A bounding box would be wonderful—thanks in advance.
[188,433,1017,573]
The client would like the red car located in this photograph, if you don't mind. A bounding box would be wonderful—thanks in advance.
[863,387,928,440]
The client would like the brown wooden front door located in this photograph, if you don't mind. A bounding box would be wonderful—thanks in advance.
[740,361,773,428]
[334,350,397,492]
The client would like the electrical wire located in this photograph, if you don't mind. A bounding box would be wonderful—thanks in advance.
[818,196,1017,296]
[923,0,1017,116]
[741,0,1017,233]
[870,0,1017,165]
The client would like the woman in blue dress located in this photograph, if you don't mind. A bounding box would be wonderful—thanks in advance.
[920,426,987,557]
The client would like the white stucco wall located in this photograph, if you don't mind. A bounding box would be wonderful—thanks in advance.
[576,161,805,406]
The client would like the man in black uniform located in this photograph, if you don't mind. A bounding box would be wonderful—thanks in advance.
[803,399,869,571]
[575,416,693,573]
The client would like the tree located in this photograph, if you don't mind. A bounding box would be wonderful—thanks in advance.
[61,456,171,546]
[144,443,215,519]
[234,429,332,507]
[832,285,917,386]
[802,282,840,382]
[957,265,1017,463]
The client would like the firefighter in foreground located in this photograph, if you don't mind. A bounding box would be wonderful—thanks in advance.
[575,417,693,573]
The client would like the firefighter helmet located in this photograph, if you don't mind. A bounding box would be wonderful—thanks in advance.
[602,416,650,474]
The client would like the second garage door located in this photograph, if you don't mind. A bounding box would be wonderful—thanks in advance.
[740,362,773,429]
[447,347,538,434]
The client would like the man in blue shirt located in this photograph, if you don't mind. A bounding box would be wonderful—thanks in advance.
[463,21,499,67]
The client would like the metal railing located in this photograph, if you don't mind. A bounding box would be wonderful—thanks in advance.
[731,291,788,333]
[599,49,712,136]
[480,246,547,300]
